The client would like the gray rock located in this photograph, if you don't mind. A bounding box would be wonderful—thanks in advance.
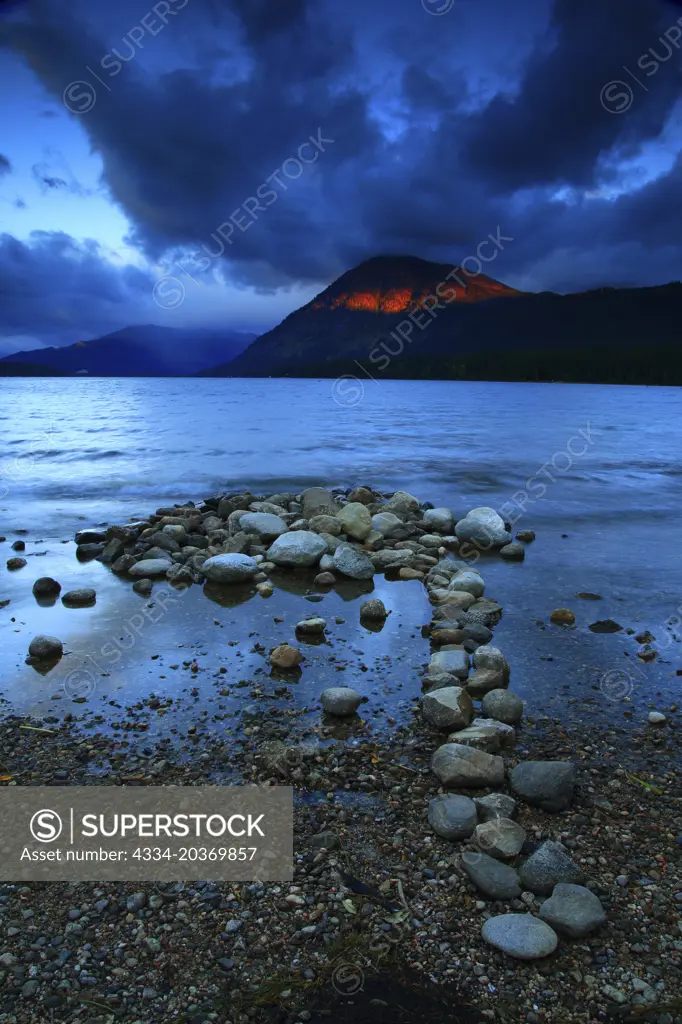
[100,538,125,564]
[296,617,326,634]
[519,840,584,895]
[648,711,666,725]
[466,669,509,698]
[482,689,524,725]
[360,598,388,619]
[427,794,477,841]
[200,553,259,583]
[301,487,339,519]
[371,512,404,536]
[385,490,420,515]
[75,529,106,545]
[431,743,504,788]
[320,686,363,716]
[481,914,558,960]
[429,648,470,680]
[538,883,606,937]
[455,507,511,548]
[474,793,518,822]
[333,543,375,580]
[461,852,521,899]
[239,512,288,540]
[447,717,515,753]
[510,761,576,812]
[132,579,153,596]
[337,502,372,541]
[473,645,510,680]
[75,543,104,559]
[309,515,342,535]
[129,558,175,577]
[28,635,63,660]
[371,549,415,571]
[61,588,96,606]
[447,570,485,598]
[267,531,328,567]
[422,508,455,533]
[318,554,336,573]
[32,577,61,597]
[500,542,525,561]
[314,571,336,586]
[474,818,526,859]
[422,686,473,730]
[140,546,174,563]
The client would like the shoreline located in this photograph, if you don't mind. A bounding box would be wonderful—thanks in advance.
[1,485,681,1022]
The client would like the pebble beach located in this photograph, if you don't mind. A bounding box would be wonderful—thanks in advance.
[1,483,681,1024]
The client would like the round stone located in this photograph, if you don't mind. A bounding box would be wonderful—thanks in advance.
[474,818,526,859]
[481,914,558,960]
[201,553,259,583]
[481,689,524,725]
[550,608,575,625]
[28,635,63,660]
[427,794,477,841]
[61,589,96,606]
[320,687,363,716]
[269,645,301,669]
[32,577,61,597]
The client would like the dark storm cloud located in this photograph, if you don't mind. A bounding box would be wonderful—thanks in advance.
[0,153,11,176]
[0,231,153,350]
[0,0,681,305]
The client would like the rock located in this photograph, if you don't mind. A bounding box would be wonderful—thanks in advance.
[588,618,622,633]
[455,507,511,548]
[371,549,415,571]
[481,914,558,960]
[516,530,535,542]
[201,553,259,583]
[510,761,576,812]
[466,669,509,699]
[427,794,477,841]
[399,567,424,580]
[28,635,63,660]
[422,687,473,730]
[447,570,485,598]
[461,852,521,900]
[550,608,575,625]
[500,542,525,561]
[32,577,61,597]
[318,553,336,573]
[7,557,26,570]
[448,717,515,753]
[431,743,504,788]
[519,841,584,895]
[239,512,289,540]
[167,564,194,584]
[430,589,476,611]
[333,544,375,580]
[301,487,339,519]
[371,512,404,537]
[422,508,455,533]
[538,883,606,938]
[296,617,326,634]
[61,588,96,606]
[309,515,342,535]
[314,571,336,585]
[474,818,526,859]
[130,559,176,577]
[75,529,106,545]
[360,598,388,620]
[472,645,510,681]
[11,540,25,551]
[256,581,273,597]
[337,502,372,541]
[270,645,301,669]
[132,579,153,596]
[648,711,667,725]
[385,490,420,515]
[320,686,363,716]
[429,649,470,680]
[76,543,104,559]
[474,793,518,822]
[267,531,327,567]
[100,538,125,564]
[482,689,524,725]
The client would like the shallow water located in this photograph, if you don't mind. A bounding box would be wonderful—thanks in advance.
[1,377,680,739]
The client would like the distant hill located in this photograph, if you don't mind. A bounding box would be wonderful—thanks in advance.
[0,360,64,376]
[201,256,682,385]
[1,325,257,376]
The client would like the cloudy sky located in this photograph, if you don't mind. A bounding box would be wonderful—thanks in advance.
[1,0,681,354]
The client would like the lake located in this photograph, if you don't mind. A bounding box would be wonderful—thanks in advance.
[1,377,680,743]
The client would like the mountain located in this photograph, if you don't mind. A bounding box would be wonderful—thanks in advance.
[0,360,65,376]
[1,325,257,376]
[202,255,522,377]
[201,256,682,385]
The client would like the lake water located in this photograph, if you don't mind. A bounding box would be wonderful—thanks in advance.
[1,377,681,744]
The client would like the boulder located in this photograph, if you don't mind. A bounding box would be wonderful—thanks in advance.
[550,608,575,625]
[371,512,404,537]
[371,549,415,571]
[28,635,63,660]
[314,571,336,586]
[32,577,61,597]
[431,743,504,788]
[202,553,259,583]
[320,686,363,716]
[61,589,96,606]
[239,513,288,540]
[519,840,584,895]
[270,645,301,669]
[132,579,153,596]
[481,914,558,960]
[301,487,339,519]
[309,515,342,536]
[359,598,388,620]
[482,689,524,725]
[422,508,455,533]
[474,793,518,822]
[332,544,375,580]
[129,559,176,577]
[474,818,526,859]
[385,490,420,516]
[75,529,106,545]
[455,507,511,548]
[466,669,509,699]
[500,542,525,561]
[447,717,515,753]
[427,794,477,841]
[267,532,327,567]
[510,761,576,812]
[296,617,326,634]
[473,646,510,681]
[429,649,470,680]
[447,570,485,598]
[461,852,521,900]
[422,687,473,730]
[336,502,372,541]
[538,883,606,938]
[348,486,375,504]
